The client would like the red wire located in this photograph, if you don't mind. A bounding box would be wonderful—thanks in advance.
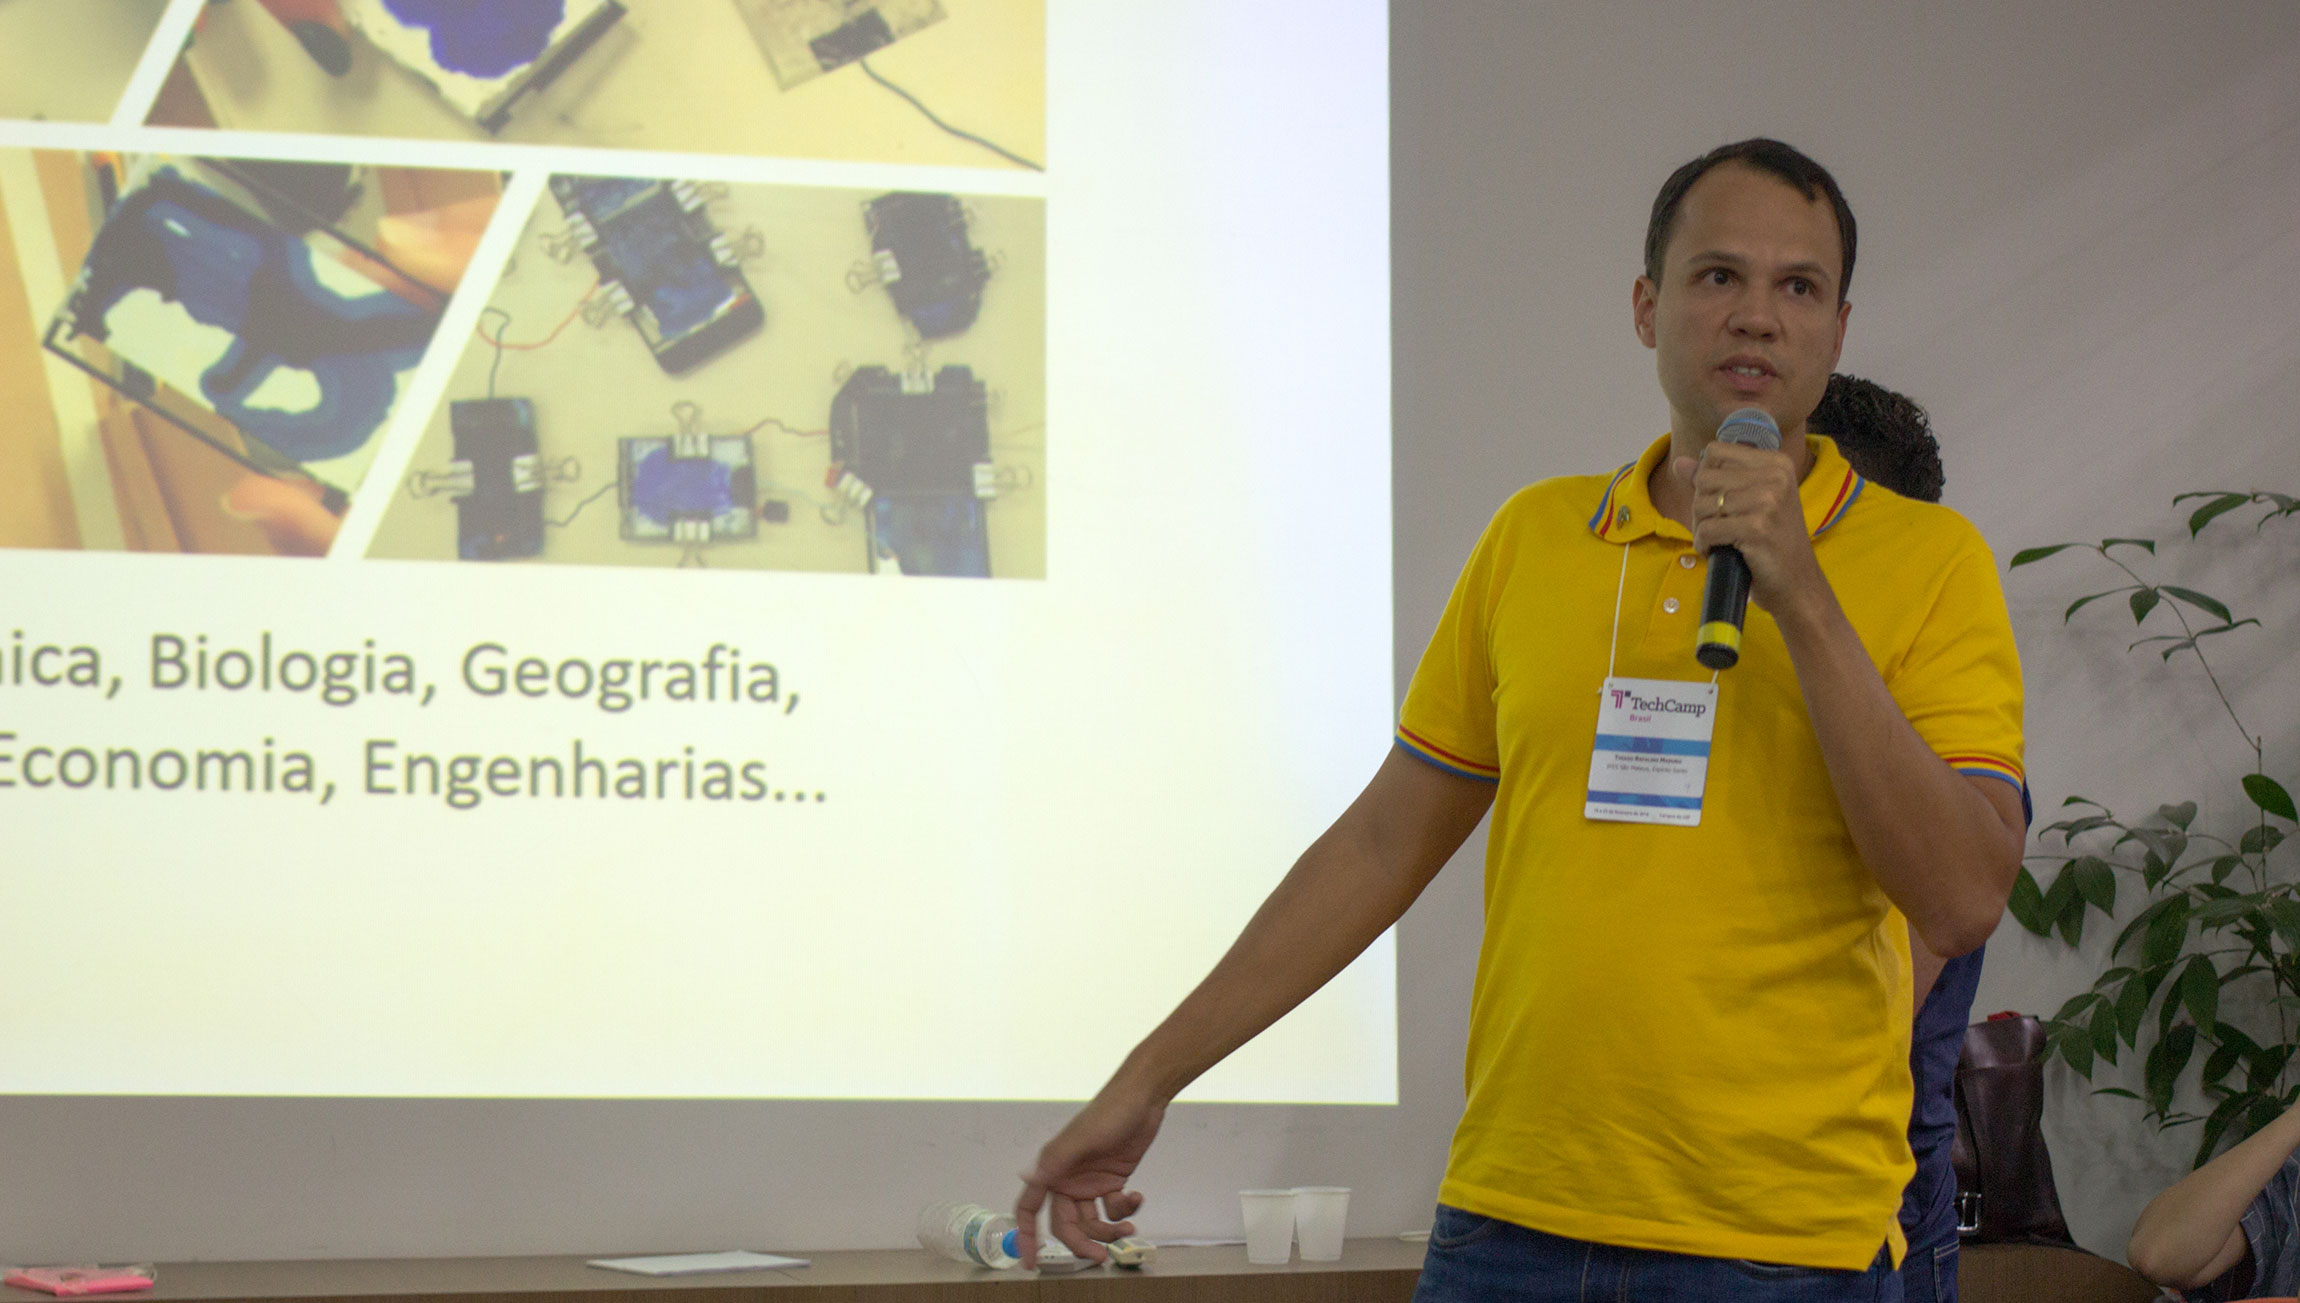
[740,416,828,438]
[477,279,599,351]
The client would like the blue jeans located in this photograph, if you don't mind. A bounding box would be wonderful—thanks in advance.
[1896,1235,1957,1303]
[1413,1205,1904,1303]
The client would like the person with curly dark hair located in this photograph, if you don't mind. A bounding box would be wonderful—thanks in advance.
[1810,373,1946,505]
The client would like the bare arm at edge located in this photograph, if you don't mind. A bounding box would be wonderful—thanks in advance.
[1013,746,1496,1266]
[2128,1101,2300,1289]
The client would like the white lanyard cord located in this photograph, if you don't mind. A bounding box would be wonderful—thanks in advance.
[1607,542,1721,685]
[1606,544,1629,680]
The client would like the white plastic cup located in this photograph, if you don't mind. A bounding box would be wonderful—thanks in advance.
[1293,1186,1351,1261]
[1240,1188,1296,1264]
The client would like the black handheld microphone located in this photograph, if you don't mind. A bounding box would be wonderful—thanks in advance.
[1694,407,1782,670]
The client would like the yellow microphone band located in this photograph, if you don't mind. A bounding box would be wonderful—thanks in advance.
[1696,622,1742,653]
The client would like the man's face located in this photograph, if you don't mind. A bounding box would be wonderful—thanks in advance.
[1633,162,1850,444]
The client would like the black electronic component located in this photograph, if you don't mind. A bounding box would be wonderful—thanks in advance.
[450,398,544,561]
[812,10,896,68]
[759,499,791,524]
[829,365,993,578]
[864,192,988,339]
[550,175,763,375]
[617,431,758,545]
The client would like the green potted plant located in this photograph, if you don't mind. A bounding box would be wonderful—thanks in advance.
[2007,489,2297,1166]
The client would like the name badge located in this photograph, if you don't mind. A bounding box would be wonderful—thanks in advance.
[1585,675,1718,827]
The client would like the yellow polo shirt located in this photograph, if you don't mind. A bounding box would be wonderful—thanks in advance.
[1397,433,2024,1270]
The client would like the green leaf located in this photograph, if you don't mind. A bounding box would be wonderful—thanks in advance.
[2242,824,2287,856]
[2191,895,2258,927]
[2094,1086,2143,1100]
[2062,591,2123,622]
[2160,801,2199,830]
[2160,586,2234,623]
[2007,867,2049,935]
[2244,774,2297,822]
[2040,864,2077,915]
[2256,1045,2297,1089]
[2213,854,2247,885]
[2145,853,2177,888]
[2063,795,2105,809]
[2144,897,2194,969]
[2090,1002,2121,1066]
[2268,900,2300,948]
[2010,543,2082,568]
[2161,977,2189,1039]
[2101,537,2159,555]
[2115,896,2177,959]
[2056,895,2087,946]
[2216,1024,2264,1058]
[2203,1041,2245,1088]
[2192,619,2263,643]
[2196,1090,2251,1168]
[2147,1022,2198,1112]
[2045,814,2117,840]
[2129,588,2161,623]
[2186,493,2253,536]
[2181,955,2220,1034]
[2116,970,2153,1045]
[2052,991,2099,1023]
[2072,856,2117,913]
[2058,1021,2095,1077]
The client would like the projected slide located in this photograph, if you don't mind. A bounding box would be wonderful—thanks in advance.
[366,178,1044,577]
[0,150,498,557]
[0,2,1391,1104]
[149,0,1046,169]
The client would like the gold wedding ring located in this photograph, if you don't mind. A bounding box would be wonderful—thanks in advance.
[1716,492,1727,517]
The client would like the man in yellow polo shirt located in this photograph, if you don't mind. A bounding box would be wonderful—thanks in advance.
[1016,139,2027,1301]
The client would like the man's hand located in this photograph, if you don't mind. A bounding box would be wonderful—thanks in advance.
[1675,444,1822,610]
[1015,1078,1162,1267]
[1010,748,1491,1268]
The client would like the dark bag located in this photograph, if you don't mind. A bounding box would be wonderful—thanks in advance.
[1950,1013,2076,1245]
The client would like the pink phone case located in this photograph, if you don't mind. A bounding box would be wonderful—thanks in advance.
[3,1267,155,1297]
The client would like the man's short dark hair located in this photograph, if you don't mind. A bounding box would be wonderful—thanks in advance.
[1644,138,1858,300]
[1809,373,1943,503]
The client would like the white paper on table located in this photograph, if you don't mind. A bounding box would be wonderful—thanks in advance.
[586,1251,809,1276]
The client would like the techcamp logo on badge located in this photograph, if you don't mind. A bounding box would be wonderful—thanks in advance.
[1607,688,1709,718]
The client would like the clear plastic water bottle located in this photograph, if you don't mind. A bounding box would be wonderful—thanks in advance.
[917,1201,1020,1269]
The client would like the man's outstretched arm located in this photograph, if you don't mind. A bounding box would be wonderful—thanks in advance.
[1014,746,1496,1266]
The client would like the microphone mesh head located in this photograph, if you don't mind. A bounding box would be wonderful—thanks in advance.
[1718,407,1782,451]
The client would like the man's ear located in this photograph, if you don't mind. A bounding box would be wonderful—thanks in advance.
[1829,297,1851,368]
[1633,275,1659,348]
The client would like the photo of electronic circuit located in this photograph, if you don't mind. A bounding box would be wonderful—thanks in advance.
[147,0,1046,172]
[365,174,1043,578]
[0,149,501,559]
[0,0,170,124]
